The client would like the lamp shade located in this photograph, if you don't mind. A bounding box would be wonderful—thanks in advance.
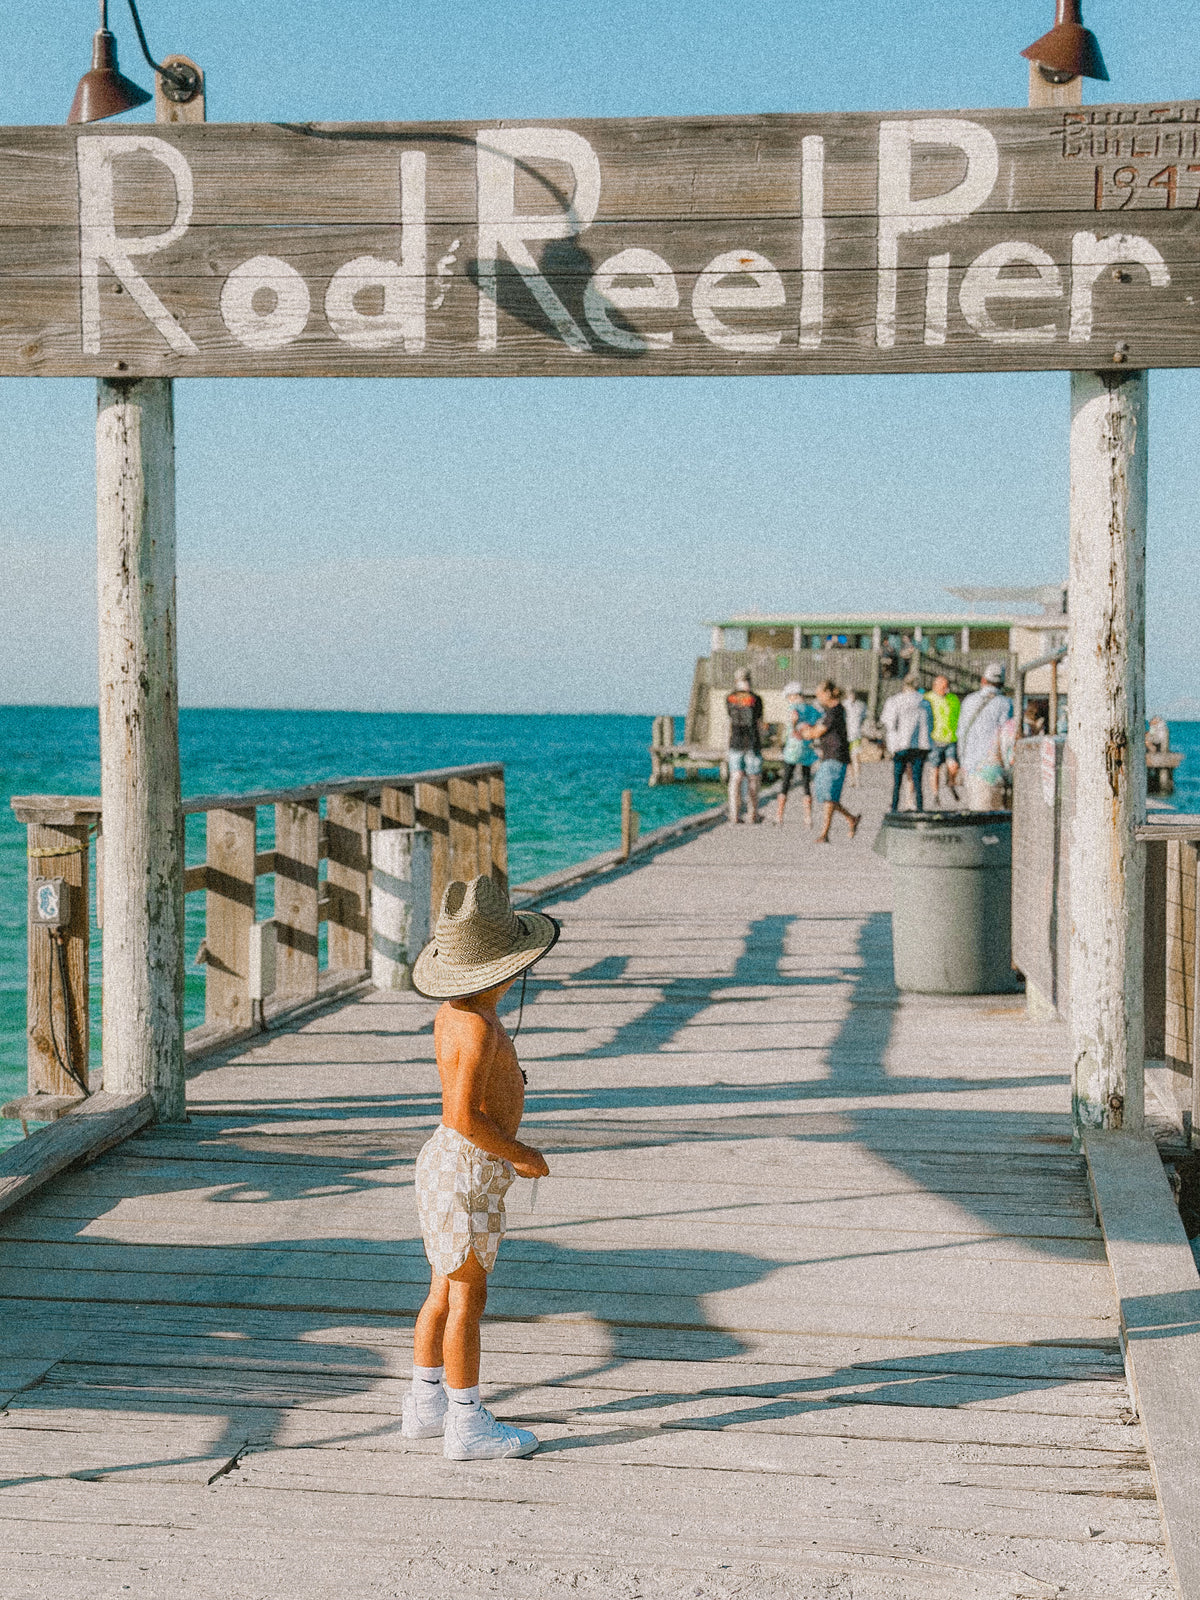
[1021,0,1109,82]
[67,29,153,124]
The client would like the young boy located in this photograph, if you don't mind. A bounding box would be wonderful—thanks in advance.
[403,874,558,1460]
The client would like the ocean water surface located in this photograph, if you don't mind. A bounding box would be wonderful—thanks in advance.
[0,706,721,1137]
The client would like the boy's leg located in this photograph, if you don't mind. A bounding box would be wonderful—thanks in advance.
[727,768,741,823]
[444,1253,489,1389]
[747,773,761,820]
[816,800,834,842]
[890,754,904,811]
[414,1272,451,1367]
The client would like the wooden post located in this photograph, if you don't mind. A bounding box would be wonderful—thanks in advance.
[325,793,370,972]
[13,799,96,1101]
[1049,657,1060,737]
[370,828,432,989]
[273,799,319,1003]
[620,790,640,861]
[1066,369,1148,1133]
[96,378,185,1121]
[92,58,203,1121]
[203,807,256,1031]
[488,773,508,896]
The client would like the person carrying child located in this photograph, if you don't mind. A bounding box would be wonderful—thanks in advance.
[775,681,819,828]
[403,874,559,1460]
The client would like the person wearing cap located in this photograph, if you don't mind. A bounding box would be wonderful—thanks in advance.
[774,681,820,827]
[957,663,1014,810]
[403,874,559,1461]
[725,668,765,824]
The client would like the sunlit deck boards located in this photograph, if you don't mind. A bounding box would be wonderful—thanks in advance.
[0,766,1178,1599]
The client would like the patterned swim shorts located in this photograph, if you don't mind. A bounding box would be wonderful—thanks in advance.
[415,1124,516,1277]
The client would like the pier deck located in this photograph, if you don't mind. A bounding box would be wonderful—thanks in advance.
[0,768,1178,1599]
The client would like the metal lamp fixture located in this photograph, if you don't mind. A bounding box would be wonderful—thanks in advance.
[68,0,201,124]
[1021,0,1108,85]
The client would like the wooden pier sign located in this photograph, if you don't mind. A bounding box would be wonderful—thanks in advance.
[2,102,1200,377]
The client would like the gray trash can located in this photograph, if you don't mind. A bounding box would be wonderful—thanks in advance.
[873,811,1018,995]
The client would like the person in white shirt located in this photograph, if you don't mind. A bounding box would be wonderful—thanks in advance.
[881,675,933,811]
[844,688,866,787]
[957,664,1014,810]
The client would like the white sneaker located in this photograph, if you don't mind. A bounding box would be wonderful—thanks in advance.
[401,1380,448,1439]
[443,1403,539,1460]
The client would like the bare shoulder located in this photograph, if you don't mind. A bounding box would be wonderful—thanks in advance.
[435,1002,498,1062]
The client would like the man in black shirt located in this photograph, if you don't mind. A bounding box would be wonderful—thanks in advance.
[725,670,765,824]
[799,680,861,844]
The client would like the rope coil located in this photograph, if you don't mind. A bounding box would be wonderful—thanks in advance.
[28,841,87,859]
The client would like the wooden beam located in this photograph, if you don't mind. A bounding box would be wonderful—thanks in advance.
[95,377,185,1122]
[273,799,319,1003]
[181,762,501,815]
[325,793,369,971]
[203,807,256,1032]
[1066,370,1148,1133]
[0,1092,155,1220]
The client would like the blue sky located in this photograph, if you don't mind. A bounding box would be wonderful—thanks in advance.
[2,0,1198,715]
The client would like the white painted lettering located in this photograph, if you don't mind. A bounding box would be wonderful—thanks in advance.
[924,253,950,346]
[325,152,427,350]
[876,119,999,349]
[476,127,602,352]
[220,255,311,349]
[1069,232,1170,344]
[584,248,677,350]
[76,135,197,355]
[799,135,825,349]
[958,241,1062,343]
[693,251,786,352]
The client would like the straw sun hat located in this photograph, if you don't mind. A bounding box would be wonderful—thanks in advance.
[412,874,560,1000]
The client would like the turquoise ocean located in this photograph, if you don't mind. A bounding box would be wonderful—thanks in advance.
[3,709,1199,1148]
[0,706,723,1141]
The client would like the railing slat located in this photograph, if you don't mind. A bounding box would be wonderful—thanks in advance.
[448,776,480,883]
[325,792,370,971]
[416,782,450,916]
[489,773,508,895]
[274,799,320,1003]
[204,808,257,1032]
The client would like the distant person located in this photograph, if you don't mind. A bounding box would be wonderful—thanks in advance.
[882,675,933,812]
[925,673,961,806]
[775,681,819,828]
[799,680,861,844]
[957,663,1014,810]
[880,639,901,680]
[844,687,866,787]
[898,633,917,670]
[725,669,764,824]
[1147,715,1169,753]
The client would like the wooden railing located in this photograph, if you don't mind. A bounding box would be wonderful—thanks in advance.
[8,763,506,1120]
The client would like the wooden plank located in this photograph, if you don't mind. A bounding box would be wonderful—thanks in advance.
[446,775,479,882]
[0,1094,155,1219]
[379,785,415,828]
[415,781,450,917]
[272,799,319,1003]
[23,818,90,1097]
[1083,1131,1200,1600]
[324,792,369,971]
[1,109,1200,378]
[202,807,256,1032]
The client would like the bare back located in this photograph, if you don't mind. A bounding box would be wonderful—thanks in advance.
[434,1000,525,1143]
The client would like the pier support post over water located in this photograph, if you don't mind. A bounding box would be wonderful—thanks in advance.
[1067,369,1148,1134]
[96,378,185,1122]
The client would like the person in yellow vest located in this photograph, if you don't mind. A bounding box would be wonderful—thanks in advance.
[925,674,961,807]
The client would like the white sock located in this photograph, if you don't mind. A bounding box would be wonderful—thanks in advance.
[413,1364,444,1388]
[447,1384,481,1409]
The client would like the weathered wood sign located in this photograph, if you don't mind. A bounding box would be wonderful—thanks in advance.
[3,102,1200,377]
